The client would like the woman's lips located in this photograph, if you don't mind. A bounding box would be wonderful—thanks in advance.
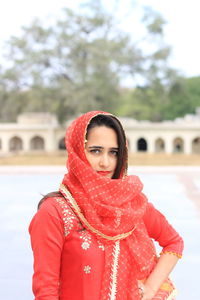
[97,171,112,176]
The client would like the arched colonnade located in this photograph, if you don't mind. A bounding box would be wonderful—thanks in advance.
[0,134,66,152]
[1,134,200,154]
[126,135,200,154]
[1,113,200,154]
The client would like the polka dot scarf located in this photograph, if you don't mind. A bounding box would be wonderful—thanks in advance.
[60,111,156,300]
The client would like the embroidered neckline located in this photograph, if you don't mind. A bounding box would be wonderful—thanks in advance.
[60,183,136,241]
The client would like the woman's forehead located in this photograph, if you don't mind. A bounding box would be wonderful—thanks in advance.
[86,126,118,146]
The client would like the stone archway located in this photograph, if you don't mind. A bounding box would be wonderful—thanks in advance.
[9,136,23,151]
[58,137,66,150]
[155,138,165,153]
[137,138,148,152]
[192,137,200,154]
[173,137,184,153]
[30,136,45,150]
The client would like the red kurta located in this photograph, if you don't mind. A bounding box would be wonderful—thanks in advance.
[29,196,183,300]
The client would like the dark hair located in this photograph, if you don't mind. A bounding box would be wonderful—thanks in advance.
[37,191,62,210]
[86,114,127,179]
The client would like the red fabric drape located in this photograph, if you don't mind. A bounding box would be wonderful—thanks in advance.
[60,111,156,299]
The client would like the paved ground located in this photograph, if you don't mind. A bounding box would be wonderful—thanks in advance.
[0,166,199,300]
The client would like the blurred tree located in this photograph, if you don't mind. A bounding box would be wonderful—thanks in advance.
[163,76,200,120]
[1,2,144,122]
[118,7,177,121]
[0,1,180,122]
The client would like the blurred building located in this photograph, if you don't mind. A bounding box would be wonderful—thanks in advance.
[0,109,200,154]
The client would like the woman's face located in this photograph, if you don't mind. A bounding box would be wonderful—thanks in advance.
[84,126,118,178]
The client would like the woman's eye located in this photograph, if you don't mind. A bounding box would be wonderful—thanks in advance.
[110,150,118,156]
[90,149,100,154]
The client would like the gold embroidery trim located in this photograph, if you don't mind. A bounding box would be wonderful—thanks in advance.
[160,251,182,259]
[60,184,136,241]
[55,197,76,236]
[109,240,120,300]
[139,278,178,300]
[166,289,178,300]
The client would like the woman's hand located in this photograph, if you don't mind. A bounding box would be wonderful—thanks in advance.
[138,281,156,300]
[138,253,180,299]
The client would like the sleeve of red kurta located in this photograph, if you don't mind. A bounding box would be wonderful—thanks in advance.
[143,202,184,258]
[29,198,65,300]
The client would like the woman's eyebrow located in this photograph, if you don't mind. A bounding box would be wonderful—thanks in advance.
[87,146,119,150]
[88,146,103,149]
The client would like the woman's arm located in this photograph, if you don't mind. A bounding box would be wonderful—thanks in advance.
[141,202,184,299]
[143,202,184,258]
[141,253,179,299]
[29,198,65,300]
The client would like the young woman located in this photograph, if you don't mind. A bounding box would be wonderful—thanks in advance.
[29,111,184,300]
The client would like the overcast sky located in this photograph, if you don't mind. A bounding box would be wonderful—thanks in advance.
[0,0,199,78]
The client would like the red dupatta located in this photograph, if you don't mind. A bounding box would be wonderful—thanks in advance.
[60,111,156,300]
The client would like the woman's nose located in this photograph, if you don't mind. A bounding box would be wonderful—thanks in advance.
[99,154,109,168]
